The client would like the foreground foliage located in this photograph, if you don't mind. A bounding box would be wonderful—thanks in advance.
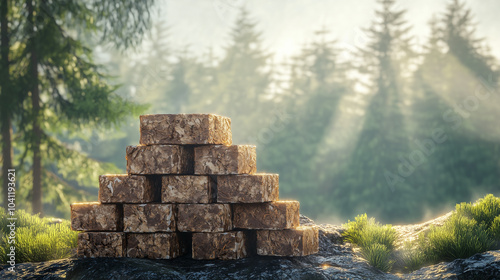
[343,214,398,271]
[417,194,500,264]
[0,209,78,263]
[343,194,500,272]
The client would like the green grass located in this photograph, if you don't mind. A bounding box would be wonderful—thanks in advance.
[343,213,398,272]
[491,216,500,241]
[455,194,500,229]
[342,194,500,273]
[412,194,500,266]
[419,214,494,262]
[360,243,394,272]
[343,213,369,245]
[0,208,78,263]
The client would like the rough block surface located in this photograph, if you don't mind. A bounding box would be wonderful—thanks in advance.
[256,226,319,256]
[71,202,122,231]
[77,232,125,258]
[192,231,248,260]
[123,204,176,233]
[177,204,232,232]
[140,114,232,145]
[126,145,193,175]
[162,175,215,203]
[232,201,299,230]
[217,174,279,203]
[194,145,256,175]
[98,175,158,203]
[126,233,180,259]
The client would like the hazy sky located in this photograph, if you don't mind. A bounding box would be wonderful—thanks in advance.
[157,0,500,61]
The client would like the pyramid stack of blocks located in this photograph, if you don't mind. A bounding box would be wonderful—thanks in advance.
[70,114,319,260]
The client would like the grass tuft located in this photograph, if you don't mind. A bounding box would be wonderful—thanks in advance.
[343,213,369,245]
[343,213,397,272]
[0,208,78,263]
[360,243,394,272]
[455,194,500,229]
[420,214,494,262]
[404,194,500,269]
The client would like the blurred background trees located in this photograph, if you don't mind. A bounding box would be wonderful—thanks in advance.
[333,0,418,222]
[1,0,499,223]
[0,0,155,217]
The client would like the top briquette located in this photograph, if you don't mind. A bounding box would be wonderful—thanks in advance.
[139,114,232,146]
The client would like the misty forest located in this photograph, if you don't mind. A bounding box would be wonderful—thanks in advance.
[1,0,499,225]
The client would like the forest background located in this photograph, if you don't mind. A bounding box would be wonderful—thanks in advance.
[1,0,499,224]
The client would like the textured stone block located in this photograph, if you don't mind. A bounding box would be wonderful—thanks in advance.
[233,201,299,229]
[194,145,256,175]
[177,204,232,232]
[140,114,232,145]
[98,174,158,203]
[192,231,248,260]
[77,232,125,258]
[123,204,176,233]
[71,202,122,231]
[126,233,180,259]
[126,145,193,175]
[162,175,215,203]
[257,226,319,256]
[217,174,279,203]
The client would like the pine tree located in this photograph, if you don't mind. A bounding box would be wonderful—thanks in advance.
[334,0,418,223]
[0,0,155,216]
[0,0,15,209]
[410,18,454,208]
[442,0,500,135]
[411,1,500,212]
[443,0,498,84]
[211,8,272,143]
[259,28,348,218]
[443,0,500,197]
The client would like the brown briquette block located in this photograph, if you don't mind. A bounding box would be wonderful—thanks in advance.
[126,233,180,259]
[194,145,256,175]
[232,201,299,230]
[126,145,193,175]
[99,174,159,203]
[177,204,232,232]
[139,114,232,146]
[71,202,122,231]
[162,175,216,203]
[123,204,176,233]
[192,231,248,260]
[256,226,319,257]
[77,232,125,258]
[217,173,279,203]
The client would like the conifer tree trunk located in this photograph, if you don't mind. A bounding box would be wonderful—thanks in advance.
[27,0,42,215]
[1,0,14,208]
[0,118,13,209]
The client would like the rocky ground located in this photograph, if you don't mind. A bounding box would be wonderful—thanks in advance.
[1,214,499,280]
